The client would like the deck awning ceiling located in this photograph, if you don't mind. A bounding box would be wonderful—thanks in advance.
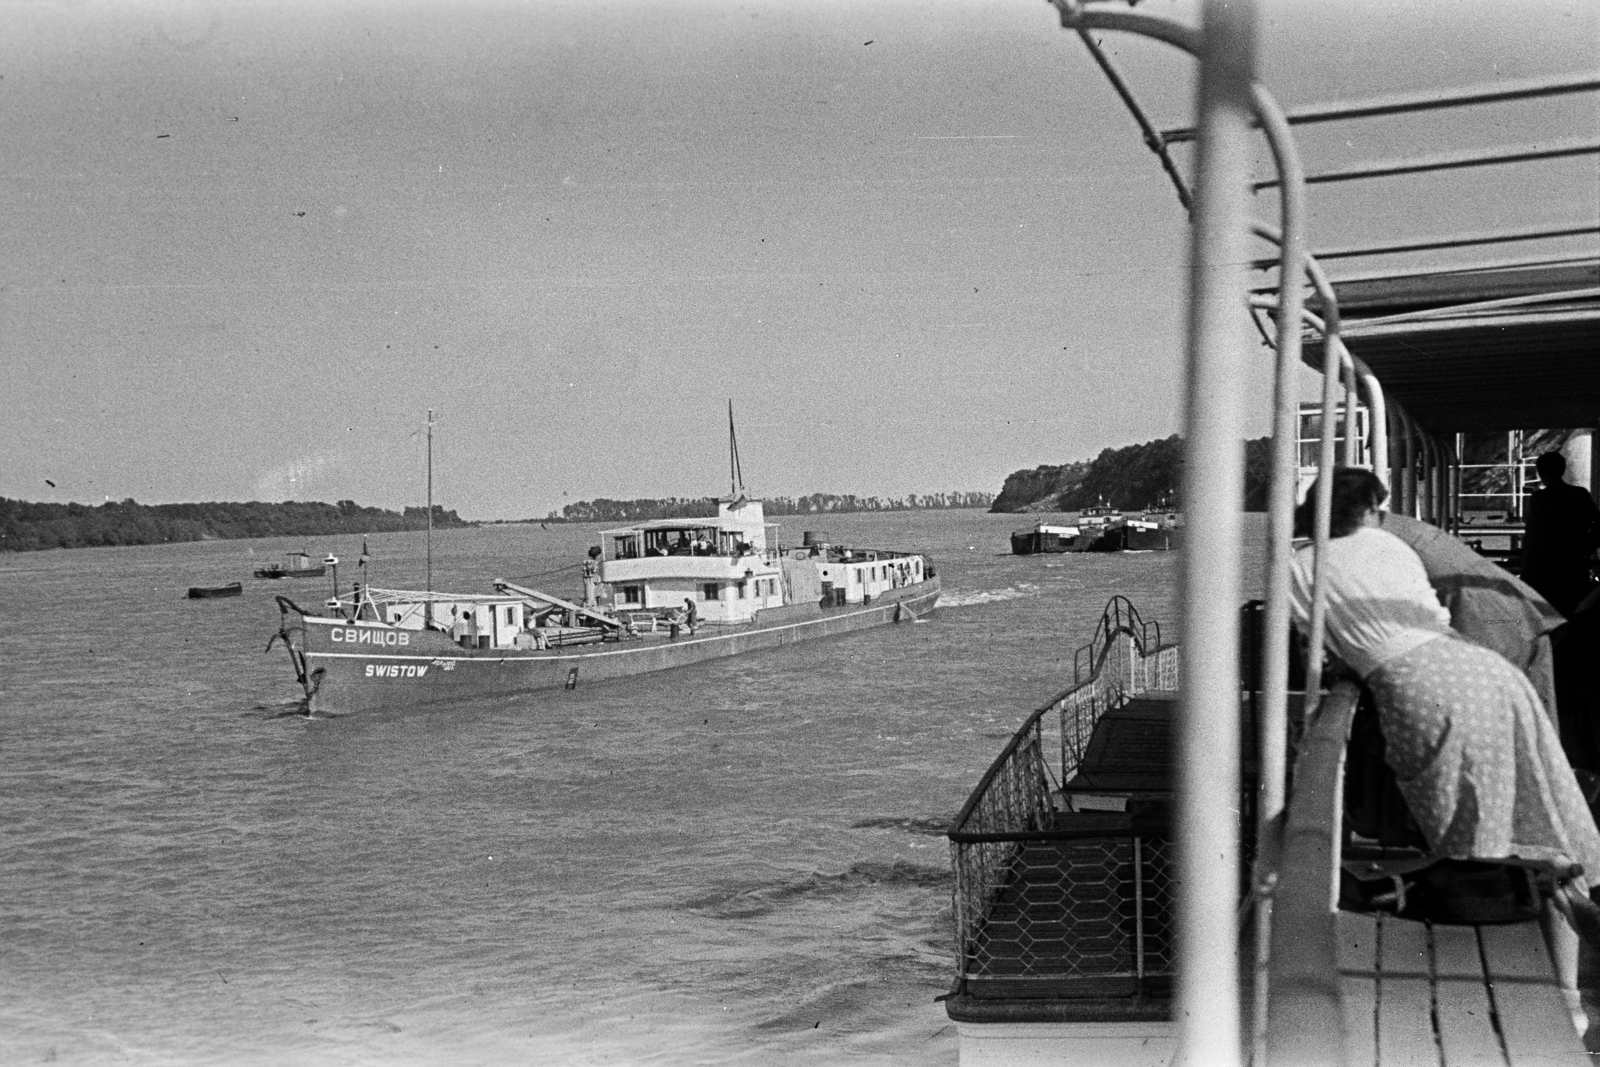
[1296,261,1600,434]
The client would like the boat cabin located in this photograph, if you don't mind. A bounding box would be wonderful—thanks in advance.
[597,496,785,624]
[794,540,928,606]
[1077,501,1123,526]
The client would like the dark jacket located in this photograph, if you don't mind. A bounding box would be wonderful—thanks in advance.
[1521,481,1600,617]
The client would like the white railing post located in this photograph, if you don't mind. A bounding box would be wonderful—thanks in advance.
[1174,2,1257,1062]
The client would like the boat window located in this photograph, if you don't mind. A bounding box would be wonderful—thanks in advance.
[620,585,642,605]
[702,583,719,601]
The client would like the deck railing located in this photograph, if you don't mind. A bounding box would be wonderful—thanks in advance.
[947,601,1179,994]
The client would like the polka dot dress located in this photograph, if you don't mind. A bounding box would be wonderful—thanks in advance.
[1368,634,1600,888]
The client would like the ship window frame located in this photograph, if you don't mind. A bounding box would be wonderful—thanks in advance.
[620,585,643,606]
[702,582,720,601]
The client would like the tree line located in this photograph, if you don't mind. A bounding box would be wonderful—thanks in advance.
[0,498,469,552]
[991,434,1276,513]
[558,490,994,523]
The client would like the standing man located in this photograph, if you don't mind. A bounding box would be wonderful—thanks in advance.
[1522,452,1600,618]
[682,597,698,634]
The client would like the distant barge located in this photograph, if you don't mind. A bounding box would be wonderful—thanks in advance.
[255,552,326,580]
[187,582,243,599]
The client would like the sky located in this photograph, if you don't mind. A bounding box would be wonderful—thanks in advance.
[4,0,1595,520]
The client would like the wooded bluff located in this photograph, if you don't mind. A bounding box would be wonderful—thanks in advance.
[0,499,469,552]
[990,435,1275,513]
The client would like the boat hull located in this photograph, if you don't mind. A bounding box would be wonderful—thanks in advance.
[188,582,243,599]
[286,578,941,714]
[1011,532,1078,555]
[1084,525,1182,552]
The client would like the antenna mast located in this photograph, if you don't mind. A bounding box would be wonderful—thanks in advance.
[426,409,435,626]
[728,399,744,496]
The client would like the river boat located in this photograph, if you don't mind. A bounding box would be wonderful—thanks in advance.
[254,551,326,580]
[944,4,1599,1065]
[270,496,938,714]
[1011,500,1127,555]
[1009,521,1081,555]
[269,408,940,714]
[1085,515,1183,553]
[187,582,243,599]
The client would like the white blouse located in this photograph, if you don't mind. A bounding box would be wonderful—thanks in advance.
[1288,526,1453,679]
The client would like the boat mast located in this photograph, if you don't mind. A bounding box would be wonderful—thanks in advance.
[727,399,744,496]
[426,408,434,627]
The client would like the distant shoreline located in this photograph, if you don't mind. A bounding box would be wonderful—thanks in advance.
[0,498,469,553]
[1,494,1001,553]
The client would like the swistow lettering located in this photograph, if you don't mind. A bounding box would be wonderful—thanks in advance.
[364,664,431,678]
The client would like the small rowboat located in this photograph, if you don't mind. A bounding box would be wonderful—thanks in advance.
[187,582,243,599]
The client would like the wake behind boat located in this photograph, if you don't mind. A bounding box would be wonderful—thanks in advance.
[270,497,938,714]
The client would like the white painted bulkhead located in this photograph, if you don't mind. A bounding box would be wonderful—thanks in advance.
[956,1022,1173,1067]
[597,497,785,624]
[811,553,923,604]
[381,598,523,645]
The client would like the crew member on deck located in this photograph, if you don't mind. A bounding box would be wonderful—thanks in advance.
[682,597,697,633]
[1522,452,1600,617]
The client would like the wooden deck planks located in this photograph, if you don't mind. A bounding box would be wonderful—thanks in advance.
[1477,922,1590,1066]
[1335,911,1379,1067]
[1332,912,1588,1066]
[1431,924,1502,1067]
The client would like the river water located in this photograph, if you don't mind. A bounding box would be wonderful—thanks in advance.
[2,509,1258,1065]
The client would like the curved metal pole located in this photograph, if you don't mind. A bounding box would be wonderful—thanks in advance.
[1400,408,1419,516]
[1437,437,1451,526]
[1241,223,1341,727]
[1440,435,1452,521]
[1244,103,1307,852]
[1245,287,1395,488]
[1341,357,1360,467]
[1055,4,1256,1063]
[1237,78,1313,1067]
[1356,357,1390,483]
[1171,5,1257,1062]
[1388,403,1405,505]
[1450,438,1463,532]
[1424,433,1439,523]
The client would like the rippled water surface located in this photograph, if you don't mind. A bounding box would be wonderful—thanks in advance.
[2,510,1255,1065]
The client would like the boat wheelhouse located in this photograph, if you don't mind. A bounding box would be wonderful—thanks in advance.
[599,496,784,623]
[1076,501,1122,527]
[601,499,931,621]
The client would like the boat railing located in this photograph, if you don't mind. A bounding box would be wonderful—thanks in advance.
[1073,594,1163,685]
[947,606,1179,996]
[1257,681,1362,1064]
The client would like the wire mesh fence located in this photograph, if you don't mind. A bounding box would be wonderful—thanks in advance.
[947,598,1181,995]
